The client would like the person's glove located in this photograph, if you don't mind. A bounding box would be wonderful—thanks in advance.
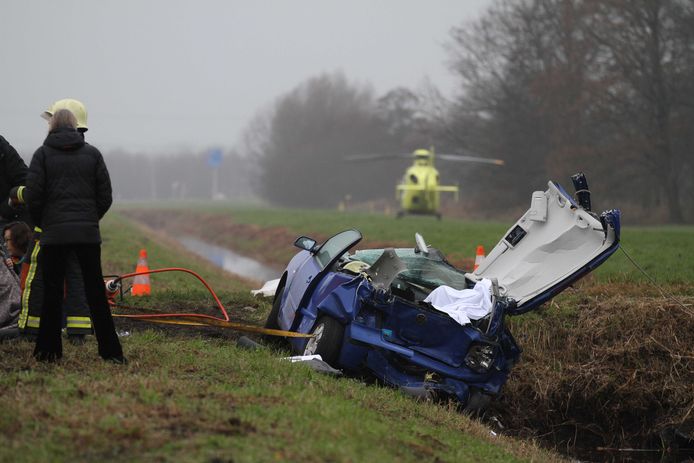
[8,186,25,207]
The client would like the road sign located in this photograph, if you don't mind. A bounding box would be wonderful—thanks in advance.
[208,148,223,168]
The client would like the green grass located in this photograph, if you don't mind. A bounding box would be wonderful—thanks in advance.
[171,203,694,285]
[1,336,547,463]
[103,203,692,458]
[100,213,251,294]
[597,225,693,284]
[0,212,563,463]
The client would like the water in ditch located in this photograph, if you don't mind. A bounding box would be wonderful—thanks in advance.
[178,236,279,284]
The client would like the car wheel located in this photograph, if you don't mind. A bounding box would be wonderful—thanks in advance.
[262,284,285,347]
[303,315,344,366]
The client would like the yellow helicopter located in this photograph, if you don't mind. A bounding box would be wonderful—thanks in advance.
[346,148,504,219]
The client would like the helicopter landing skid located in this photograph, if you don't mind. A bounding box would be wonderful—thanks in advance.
[396,210,443,220]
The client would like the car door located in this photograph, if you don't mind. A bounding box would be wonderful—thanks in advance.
[279,229,362,330]
[467,181,620,314]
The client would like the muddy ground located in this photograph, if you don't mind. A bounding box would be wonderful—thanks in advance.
[120,209,694,461]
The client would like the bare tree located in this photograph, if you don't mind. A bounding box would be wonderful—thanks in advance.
[444,0,694,222]
[241,72,412,208]
[590,0,694,222]
[446,0,601,210]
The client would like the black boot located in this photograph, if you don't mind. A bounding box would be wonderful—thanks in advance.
[102,355,128,365]
[33,349,62,362]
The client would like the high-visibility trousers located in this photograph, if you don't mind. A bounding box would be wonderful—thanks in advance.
[19,239,93,335]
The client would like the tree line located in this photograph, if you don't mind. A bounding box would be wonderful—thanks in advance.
[443,0,694,223]
[242,0,694,223]
[99,0,693,223]
[103,149,257,203]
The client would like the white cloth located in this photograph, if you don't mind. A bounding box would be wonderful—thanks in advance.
[251,278,280,297]
[423,278,493,326]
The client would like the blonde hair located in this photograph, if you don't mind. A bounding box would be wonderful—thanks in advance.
[49,108,77,131]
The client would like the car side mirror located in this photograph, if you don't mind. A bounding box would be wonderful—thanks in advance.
[294,236,317,253]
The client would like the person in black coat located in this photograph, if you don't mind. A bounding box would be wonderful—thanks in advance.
[24,108,125,363]
[16,99,96,342]
[0,135,29,228]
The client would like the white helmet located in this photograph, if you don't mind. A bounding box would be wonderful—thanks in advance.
[41,98,88,131]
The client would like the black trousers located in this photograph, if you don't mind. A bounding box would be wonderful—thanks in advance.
[35,243,122,360]
[20,241,93,335]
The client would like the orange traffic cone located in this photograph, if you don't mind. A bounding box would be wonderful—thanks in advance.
[131,248,151,296]
[473,245,485,272]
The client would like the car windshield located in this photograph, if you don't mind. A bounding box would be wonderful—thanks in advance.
[352,248,469,291]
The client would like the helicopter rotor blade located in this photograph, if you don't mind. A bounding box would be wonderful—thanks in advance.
[437,153,505,166]
[343,153,411,162]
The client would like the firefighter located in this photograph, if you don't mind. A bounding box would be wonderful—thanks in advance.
[15,99,95,344]
[25,107,124,362]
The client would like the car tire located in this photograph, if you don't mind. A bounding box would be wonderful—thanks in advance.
[303,315,344,366]
[262,284,285,347]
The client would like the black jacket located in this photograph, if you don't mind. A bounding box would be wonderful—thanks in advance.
[25,128,112,244]
[0,135,28,224]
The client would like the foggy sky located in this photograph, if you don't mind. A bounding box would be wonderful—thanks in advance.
[2,1,490,157]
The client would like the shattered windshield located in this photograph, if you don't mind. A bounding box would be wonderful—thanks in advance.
[352,248,469,291]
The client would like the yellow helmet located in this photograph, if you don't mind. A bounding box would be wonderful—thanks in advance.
[41,98,88,131]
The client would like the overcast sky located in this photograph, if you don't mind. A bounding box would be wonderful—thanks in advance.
[2,1,490,156]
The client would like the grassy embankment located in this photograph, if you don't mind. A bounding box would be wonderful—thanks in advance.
[0,211,565,463]
[211,206,694,453]
[116,203,693,454]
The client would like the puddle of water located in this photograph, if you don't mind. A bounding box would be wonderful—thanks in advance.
[178,236,279,283]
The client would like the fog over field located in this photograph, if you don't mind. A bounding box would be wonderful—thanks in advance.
[1,0,488,154]
[2,1,692,223]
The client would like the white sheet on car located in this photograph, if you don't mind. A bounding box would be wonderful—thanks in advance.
[424,278,493,326]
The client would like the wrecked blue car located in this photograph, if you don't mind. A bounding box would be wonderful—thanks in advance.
[265,175,620,410]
